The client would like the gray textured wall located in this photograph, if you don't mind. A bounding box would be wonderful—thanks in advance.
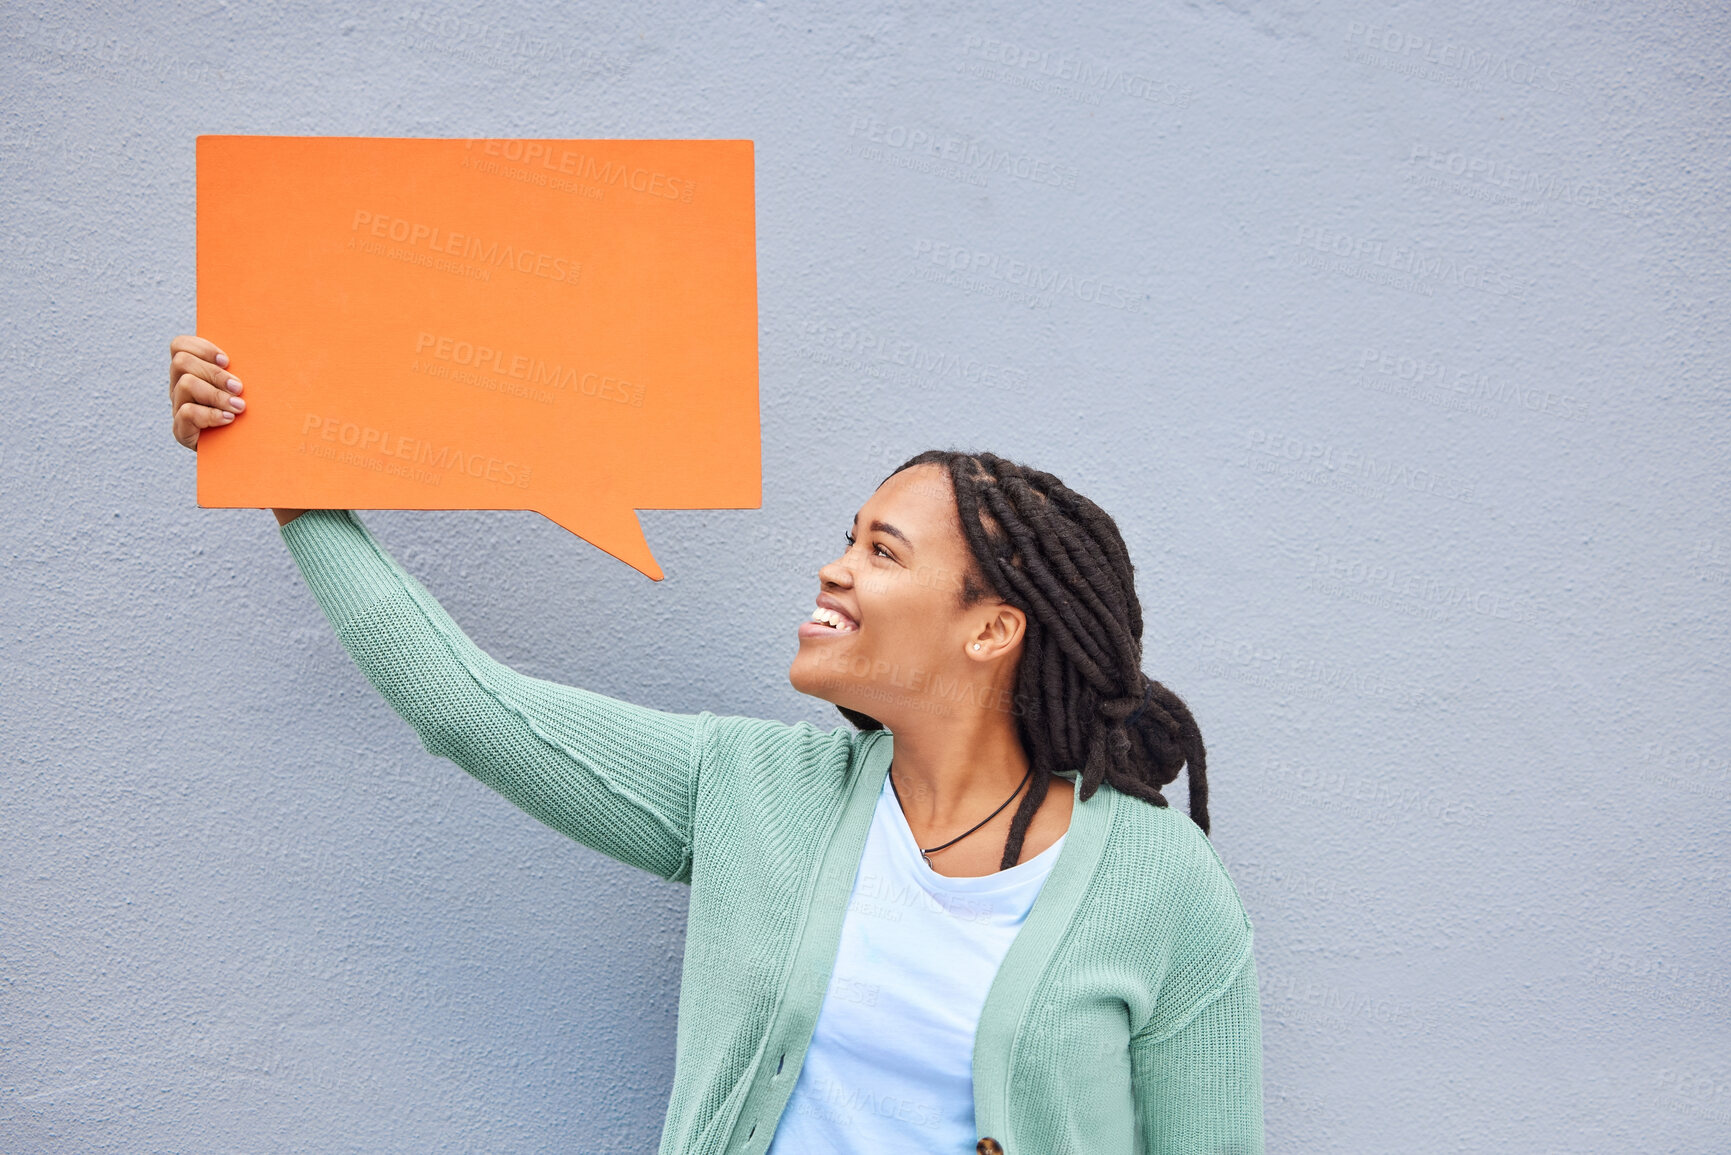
[3,1,1727,1151]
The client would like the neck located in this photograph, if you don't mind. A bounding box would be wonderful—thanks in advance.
[884,704,1033,828]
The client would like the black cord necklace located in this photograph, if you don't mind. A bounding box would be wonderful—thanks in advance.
[887,762,1035,869]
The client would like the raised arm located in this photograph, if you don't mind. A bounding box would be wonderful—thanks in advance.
[279,508,703,881]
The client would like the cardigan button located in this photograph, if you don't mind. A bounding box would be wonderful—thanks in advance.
[976,1140,1004,1154]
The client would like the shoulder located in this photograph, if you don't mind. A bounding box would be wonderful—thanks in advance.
[693,711,876,797]
[1103,788,1250,920]
[1094,787,1256,1038]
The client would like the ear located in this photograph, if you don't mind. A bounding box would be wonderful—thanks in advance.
[966,602,1026,660]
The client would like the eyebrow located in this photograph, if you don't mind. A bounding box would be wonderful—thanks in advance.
[852,511,913,548]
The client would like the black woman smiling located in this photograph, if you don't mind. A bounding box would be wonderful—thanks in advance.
[169,332,1263,1155]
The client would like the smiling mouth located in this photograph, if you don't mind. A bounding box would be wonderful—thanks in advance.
[808,607,859,632]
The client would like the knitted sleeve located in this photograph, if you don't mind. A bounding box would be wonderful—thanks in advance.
[1128,949,1265,1154]
[278,509,703,882]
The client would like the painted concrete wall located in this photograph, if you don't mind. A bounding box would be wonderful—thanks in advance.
[2,1,1726,1151]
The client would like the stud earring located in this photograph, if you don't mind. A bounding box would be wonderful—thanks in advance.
[972,643,982,651]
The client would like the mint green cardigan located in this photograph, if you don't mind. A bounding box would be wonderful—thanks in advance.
[279,509,1264,1155]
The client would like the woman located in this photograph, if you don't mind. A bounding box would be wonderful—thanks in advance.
[169,335,1264,1155]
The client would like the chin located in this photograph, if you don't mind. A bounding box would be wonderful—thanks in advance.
[792,654,882,721]
[787,653,839,703]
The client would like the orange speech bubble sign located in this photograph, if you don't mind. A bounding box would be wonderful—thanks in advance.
[195,136,761,581]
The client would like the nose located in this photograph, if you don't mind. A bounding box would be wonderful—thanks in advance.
[818,554,852,588]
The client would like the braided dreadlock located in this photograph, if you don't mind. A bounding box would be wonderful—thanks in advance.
[835,450,1209,869]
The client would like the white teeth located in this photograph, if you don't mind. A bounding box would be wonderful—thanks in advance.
[809,607,856,631]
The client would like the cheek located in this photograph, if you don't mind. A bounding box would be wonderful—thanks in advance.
[862,590,953,662]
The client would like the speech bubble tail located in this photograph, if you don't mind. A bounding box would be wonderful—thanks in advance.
[542,501,665,581]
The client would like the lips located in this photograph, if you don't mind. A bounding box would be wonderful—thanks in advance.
[804,594,859,634]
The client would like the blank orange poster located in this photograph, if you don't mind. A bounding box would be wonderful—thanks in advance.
[195,136,761,580]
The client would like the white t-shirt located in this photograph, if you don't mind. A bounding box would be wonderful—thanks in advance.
[766,774,1066,1154]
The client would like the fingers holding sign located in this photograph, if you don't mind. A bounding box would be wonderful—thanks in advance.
[169,334,245,451]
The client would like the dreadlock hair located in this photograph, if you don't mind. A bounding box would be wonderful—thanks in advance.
[835,449,1210,869]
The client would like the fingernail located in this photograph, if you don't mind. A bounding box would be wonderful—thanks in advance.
[220,411,234,421]
[215,352,229,368]
[230,397,245,411]
[226,377,242,393]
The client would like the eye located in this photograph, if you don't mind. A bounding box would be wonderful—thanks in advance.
[844,530,895,560]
